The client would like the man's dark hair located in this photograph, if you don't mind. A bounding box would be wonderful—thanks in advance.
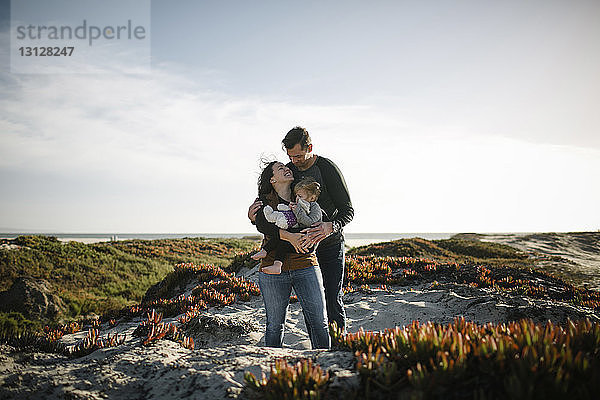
[282,126,312,150]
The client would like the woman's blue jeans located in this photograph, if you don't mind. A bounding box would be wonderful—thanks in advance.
[258,265,330,349]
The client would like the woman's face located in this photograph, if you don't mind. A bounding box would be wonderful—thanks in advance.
[270,162,294,185]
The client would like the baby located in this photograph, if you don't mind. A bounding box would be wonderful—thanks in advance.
[252,177,323,274]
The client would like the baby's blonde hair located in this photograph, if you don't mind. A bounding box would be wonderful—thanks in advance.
[294,177,321,199]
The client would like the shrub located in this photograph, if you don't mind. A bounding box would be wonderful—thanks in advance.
[0,235,259,322]
[0,312,39,334]
[227,251,260,274]
[435,238,528,260]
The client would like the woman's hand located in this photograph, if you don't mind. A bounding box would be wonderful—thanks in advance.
[302,222,333,246]
[247,198,262,223]
[280,230,309,253]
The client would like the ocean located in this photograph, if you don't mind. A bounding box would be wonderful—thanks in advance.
[0,232,457,248]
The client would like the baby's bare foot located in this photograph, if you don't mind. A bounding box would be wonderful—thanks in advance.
[251,249,267,260]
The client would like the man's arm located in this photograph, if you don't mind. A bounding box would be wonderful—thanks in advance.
[254,205,280,239]
[279,229,309,253]
[319,157,354,233]
[304,157,353,245]
[247,198,262,224]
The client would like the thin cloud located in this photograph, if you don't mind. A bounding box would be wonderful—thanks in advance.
[0,46,599,232]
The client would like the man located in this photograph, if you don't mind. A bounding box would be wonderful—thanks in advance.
[248,126,353,332]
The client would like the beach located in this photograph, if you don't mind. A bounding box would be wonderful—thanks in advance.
[2,275,597,399]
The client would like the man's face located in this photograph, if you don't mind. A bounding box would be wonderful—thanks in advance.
[286,143,313,170]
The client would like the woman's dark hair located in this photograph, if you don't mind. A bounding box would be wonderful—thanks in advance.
[282,126,311,150]
[258,161,278,197]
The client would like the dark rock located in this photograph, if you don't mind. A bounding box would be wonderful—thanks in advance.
[184,314,257,347]
[0,277,66,320]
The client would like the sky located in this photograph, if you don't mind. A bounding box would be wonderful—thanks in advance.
[0,0,599,233]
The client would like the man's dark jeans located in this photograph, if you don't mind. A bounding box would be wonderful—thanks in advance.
[315,238,346,332]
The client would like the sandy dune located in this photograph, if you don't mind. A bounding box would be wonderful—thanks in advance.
[473,232,600,290]
[2,257,598,400]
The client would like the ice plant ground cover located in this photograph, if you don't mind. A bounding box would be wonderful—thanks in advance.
[244,358,330,400]
[324,317,600,399]
[244,318,600,399]
[342,255,600,311]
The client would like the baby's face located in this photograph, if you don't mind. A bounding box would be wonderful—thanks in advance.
[296,189,317,202]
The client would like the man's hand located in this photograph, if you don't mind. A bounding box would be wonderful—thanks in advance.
[280,230,309,254]
[302,221,333,246]
[248,198,262,223]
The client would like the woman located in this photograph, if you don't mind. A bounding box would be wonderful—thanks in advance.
[253,161,330,349]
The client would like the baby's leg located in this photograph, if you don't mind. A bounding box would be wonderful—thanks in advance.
[262,260,283,274]
[251,248,267,260]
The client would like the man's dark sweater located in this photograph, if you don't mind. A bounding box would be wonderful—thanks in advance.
[288,155,353,247]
